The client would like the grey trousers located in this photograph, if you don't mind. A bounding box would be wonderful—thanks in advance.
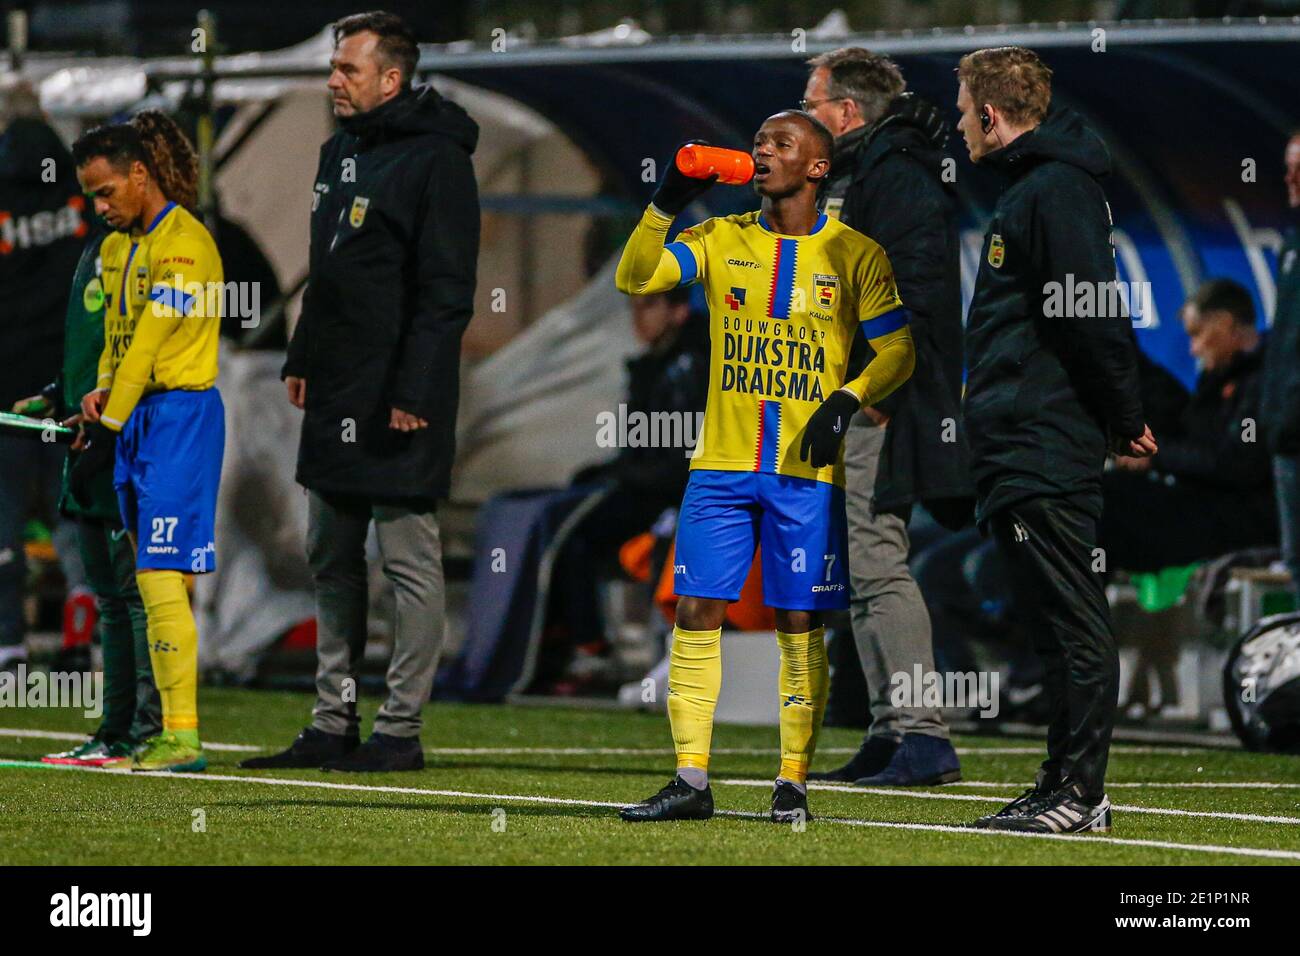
[306,490,445,738]
[844,416,948,740]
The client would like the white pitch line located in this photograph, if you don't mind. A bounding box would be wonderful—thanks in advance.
[950,780,1300,790]
[3,760,1298,862]
[2,727,1217,758]
[716,779,1300,825]
[0,727,259,752]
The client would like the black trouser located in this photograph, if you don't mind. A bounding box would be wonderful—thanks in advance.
[990,495,1118,802]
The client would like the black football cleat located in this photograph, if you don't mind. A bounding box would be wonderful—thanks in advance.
[807,735,898,782]
[967,786,1051,829]
[967,770,1058,829]
[321,732,424,772]
[619,777,714,822]
[239,726,360,769]
[770,780,812,824]
[983,783,1112,834]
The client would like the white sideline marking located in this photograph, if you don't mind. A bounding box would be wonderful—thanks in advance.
[716,779,1300,825]
[952,780,1300,790]
[3,760,1299,861]
[0,727,259,752]
[1,728,1212,758]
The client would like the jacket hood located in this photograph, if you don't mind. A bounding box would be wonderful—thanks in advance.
[0,117,72,183]
[839,94,949,181]
[340,85,479,154]
[982,107,1110,180]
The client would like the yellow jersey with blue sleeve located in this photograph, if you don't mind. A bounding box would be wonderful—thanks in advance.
[96,201,223,431]
[615,203,914,486]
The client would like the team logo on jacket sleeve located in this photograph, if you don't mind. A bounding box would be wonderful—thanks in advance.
[349,196,370,228]
[988,234,1005,268]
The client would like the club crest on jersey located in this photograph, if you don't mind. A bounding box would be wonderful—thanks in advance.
[349,196,370,228]
[988,234,1005,269]
[135,264,148,297]
[725,286,746,310]
[813,273,839,308]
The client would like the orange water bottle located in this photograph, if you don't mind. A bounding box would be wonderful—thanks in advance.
[675,144,755,185]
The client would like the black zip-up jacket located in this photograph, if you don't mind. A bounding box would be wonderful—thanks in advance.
[283,86,480,502]
[0,118,85,409]
[963,108,1145,526]
[1157,342,1271,493]
[829,99,973,525]
[1262,211,1300,454]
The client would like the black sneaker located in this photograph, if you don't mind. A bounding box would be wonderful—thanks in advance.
[619,777,714,822]
[770,780,812,824]
[984,783,1112,834]
[807,735,898,782]
[321,732,424,772]
[967,785,1056,830]
[239,726,360,769]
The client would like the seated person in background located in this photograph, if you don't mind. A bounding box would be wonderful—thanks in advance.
[539,287,710,688]
[1100,278,1276,572]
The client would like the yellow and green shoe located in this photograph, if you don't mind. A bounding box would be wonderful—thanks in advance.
[130,732,207,773]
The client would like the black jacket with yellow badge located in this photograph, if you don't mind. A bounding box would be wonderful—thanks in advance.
[963,108,1145,526]
[283,86,480,502]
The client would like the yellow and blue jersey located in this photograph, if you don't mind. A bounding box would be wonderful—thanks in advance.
[616,205,913,486]
[96,201,223,431]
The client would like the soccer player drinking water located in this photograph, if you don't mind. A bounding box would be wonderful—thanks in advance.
[615,112,915,823]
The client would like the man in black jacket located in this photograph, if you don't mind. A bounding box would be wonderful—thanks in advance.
[0,87,87,674]
[1263,132,1300,595]
[800,48,969,787]
[956,47,1155,833]
[1103,280,1275,570]
[245,11,480,773]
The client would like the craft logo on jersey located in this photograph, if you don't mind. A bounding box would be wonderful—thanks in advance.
[988,234,1006,269]
[349,196,370,228]
[813,273,839,309]
[725,286,746,310]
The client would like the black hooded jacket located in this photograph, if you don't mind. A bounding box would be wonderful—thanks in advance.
[283,86,480,502]
[828,99,973,524]
[0,118,86,409]
[964,108,1145,526]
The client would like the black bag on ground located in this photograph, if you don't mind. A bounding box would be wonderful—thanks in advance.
[1224,611,1300,753]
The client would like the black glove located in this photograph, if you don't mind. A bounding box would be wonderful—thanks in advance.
[887,92,948,151]
[68,421,117,507]
[651,140,718,216]
[799,389,862,469]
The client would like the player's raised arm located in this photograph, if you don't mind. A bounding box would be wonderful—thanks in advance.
[615,144,717,295]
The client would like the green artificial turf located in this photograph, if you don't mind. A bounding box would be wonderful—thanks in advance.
[1,687,1298,865]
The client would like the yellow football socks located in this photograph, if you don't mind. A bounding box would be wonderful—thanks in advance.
[776,627,828,784]
[667,625,723,775]
[136,570,199,739]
